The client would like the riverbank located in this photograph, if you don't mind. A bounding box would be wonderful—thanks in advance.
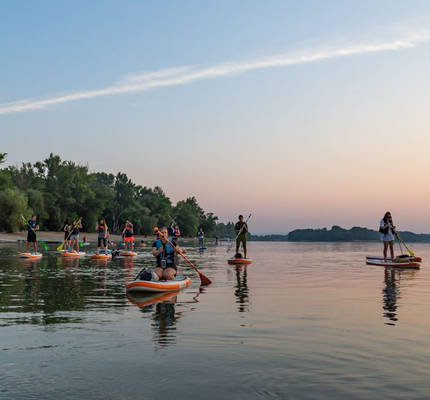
[0,231,153,243]
[0,231,202,244]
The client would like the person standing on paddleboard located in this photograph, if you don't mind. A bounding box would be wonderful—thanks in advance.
[63,220,72,250]
[122,220,135,250]
[380,211,395,260]
[24,215,39,253]
[152,227,179,280]
[235,215,249,258]
[197,228,204,247]
[70,218,82,252]
[96,218,109,253]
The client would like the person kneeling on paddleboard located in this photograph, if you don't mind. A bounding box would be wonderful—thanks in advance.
[152,226,179,280]
[235,215,249,258]
[380,211,395,260]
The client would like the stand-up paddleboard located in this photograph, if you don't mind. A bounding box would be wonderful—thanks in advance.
[127,291,180,307]
[61,251,86,258]
[120,251,137,257]
[126,276,191,293]
[228,258,252,265]
[366,258,420,268]
[366,255,422,262]
[90,252,112,260]
[18,252,43,259]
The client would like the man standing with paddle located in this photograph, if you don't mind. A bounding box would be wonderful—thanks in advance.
[23,215,39,253]
[235,215,249,258]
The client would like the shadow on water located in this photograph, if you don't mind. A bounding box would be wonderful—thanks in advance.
[382,267,418,326]
[234,265,250,313]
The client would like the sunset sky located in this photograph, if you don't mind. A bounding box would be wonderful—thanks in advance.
[1,1,430,233]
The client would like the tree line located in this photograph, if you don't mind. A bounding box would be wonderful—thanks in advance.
[0,153,235,237]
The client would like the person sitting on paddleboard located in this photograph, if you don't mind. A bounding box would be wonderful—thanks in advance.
[122,220,135,250]
[197,228,204,247]
[152,227,179,280]
[96,218,109,253]
[380,211,395,260]
[70,218,82,252]
[63,220,72,250]
[235,215,249,258]
[24,215,39,253]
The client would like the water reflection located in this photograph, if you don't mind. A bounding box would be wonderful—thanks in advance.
[382,267,418,326]
[234,265,250,313]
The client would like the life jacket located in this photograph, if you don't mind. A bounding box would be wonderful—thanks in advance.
[154,238,176,268]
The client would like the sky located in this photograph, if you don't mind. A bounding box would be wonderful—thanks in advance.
[1,0,430,234]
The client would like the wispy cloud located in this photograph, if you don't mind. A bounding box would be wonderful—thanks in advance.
[1,32,429,115]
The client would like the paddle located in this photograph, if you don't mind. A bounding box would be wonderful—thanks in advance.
[21,215,49,251]
[154,227,212,286]
[57,218,82,251]
[226,213,252,253]
[391,227,415,257]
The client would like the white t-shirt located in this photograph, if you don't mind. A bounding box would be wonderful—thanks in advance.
[380,219,394,242]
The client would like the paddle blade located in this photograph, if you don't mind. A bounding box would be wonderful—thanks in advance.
[198,271,212,286]
[57,242,64,251]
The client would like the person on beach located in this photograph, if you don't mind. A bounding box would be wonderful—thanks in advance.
[122,220,134,250]
[380,211,395,260]
[63,220,71,250]
[152,226,179,280]
[70,218,82,252]
[235,215,249,258]
[24,215,39,253]
[96,218,109,253]
[197,228,204,247]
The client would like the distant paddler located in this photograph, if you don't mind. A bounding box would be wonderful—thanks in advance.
[23,215,39,253]
[70,218,82,252]
[235,214,249,259]
[379,211,395,260]
[197,228,204,248]
[62,220,72,250]
[96,218,109,254]
[122,220,135,250]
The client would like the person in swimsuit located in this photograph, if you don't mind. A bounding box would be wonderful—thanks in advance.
[24,215,39,253]
[152,227,180,280]
[235,215,249,258]
[122,220,135,250]
[96,218,109,253]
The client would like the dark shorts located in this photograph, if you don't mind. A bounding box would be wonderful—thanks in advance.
[98,237,107,247]
[64,232,69,240]
[27,232,36,243]
[236,234,247,247]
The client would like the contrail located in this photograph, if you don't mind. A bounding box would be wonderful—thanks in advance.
[1,32,429,115]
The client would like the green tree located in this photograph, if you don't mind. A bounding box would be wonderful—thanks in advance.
[0,188,30,232]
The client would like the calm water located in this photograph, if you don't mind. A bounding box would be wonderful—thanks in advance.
[1,241,430,399]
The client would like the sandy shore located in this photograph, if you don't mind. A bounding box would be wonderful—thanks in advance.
[0,231,201,245]
[0,231,154,243]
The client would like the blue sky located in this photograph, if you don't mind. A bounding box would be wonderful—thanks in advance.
[2,1,430,233]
